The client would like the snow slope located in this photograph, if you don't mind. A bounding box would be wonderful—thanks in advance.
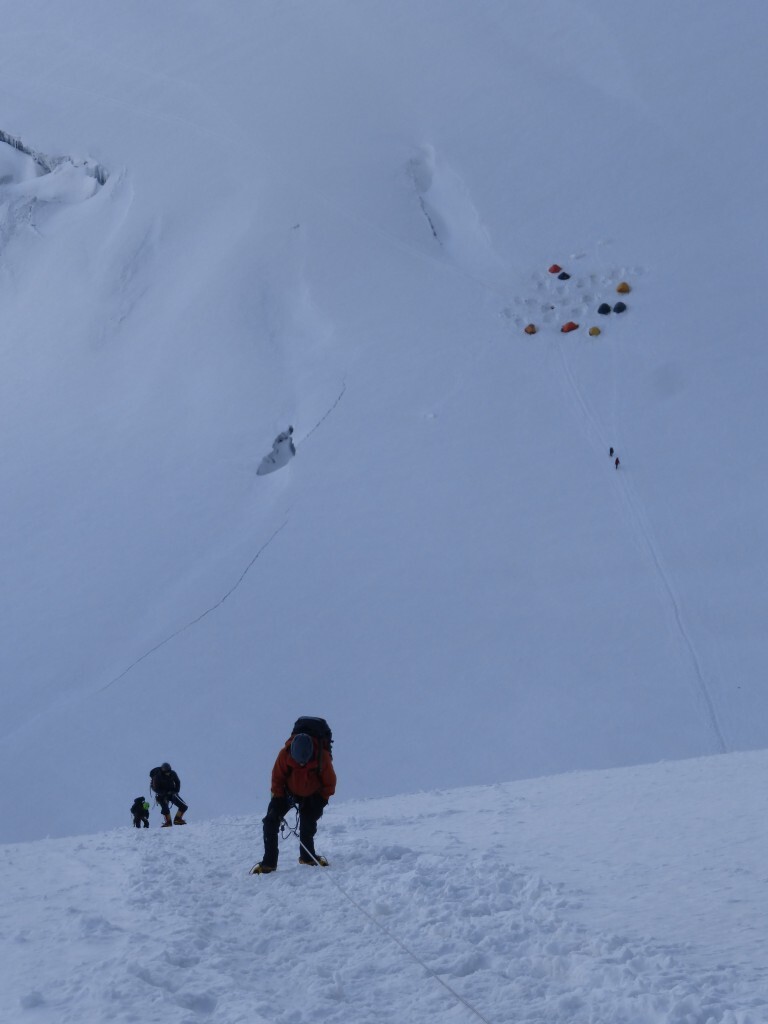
[2,752,766,1023]
[1,0,767,843]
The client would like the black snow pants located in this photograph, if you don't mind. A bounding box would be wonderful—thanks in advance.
[155,792,188,817]
[262,793,326,868]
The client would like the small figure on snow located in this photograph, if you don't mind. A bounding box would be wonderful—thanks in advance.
[615,456,620,470]
[257,425,296,476]
[130,796,150,828]
[251,731,336,874]
[609,447,614,457]
[149,762,188,827]
[273,425,296,456]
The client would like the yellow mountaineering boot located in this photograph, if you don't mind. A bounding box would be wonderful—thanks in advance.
[173,811,187,825]
[161,813,173,827]
[298,854,329,867]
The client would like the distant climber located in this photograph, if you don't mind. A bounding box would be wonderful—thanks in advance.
[130,796,150,829]
[274,426,296,456]
[609,447,614,457]
[257,426,296,476]
[251,724,336,874]
[615,456,620,470]
[149,762,188,827]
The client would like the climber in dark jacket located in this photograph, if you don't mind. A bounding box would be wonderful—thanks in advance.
[149,763,188,827]
[273,426,296,457]
[130,796,150,828]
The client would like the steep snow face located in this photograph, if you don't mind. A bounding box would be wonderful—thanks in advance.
[1,752,766,1023]
[0,0,767,841]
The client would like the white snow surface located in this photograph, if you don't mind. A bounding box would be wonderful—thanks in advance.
[2,752,767,1023]
[1,0,768,1017]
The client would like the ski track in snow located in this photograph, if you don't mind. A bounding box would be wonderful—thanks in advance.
[554,341,728,754]
[298,379,347,446]
[3,817,761,1024]
[617,473,728,752]
[94,520,290,697]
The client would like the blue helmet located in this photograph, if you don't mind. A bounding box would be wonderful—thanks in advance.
[290,733,314,765]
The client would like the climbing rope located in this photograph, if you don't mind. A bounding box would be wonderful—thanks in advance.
[279,807,301,843]
[281,810,495,1024]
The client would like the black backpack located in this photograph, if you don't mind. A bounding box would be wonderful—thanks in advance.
[149,766,176,793]
[292,716,333,770]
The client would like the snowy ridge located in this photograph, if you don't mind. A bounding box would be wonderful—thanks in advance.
[0,128,108,186]
[2,752,766,1023]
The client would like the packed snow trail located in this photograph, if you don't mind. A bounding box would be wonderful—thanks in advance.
[3,759,765,1024]
[96,520,290,697]
[554,340,728,755]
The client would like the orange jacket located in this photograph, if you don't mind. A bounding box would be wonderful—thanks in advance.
[271,738,336,800]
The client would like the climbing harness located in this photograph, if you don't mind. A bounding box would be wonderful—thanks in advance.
[279,806,301,844]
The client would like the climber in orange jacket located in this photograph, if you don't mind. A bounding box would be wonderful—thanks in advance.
[251,732,336,874]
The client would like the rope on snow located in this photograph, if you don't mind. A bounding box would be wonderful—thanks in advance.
[285,815,496,1024]
[97,519,290,695]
